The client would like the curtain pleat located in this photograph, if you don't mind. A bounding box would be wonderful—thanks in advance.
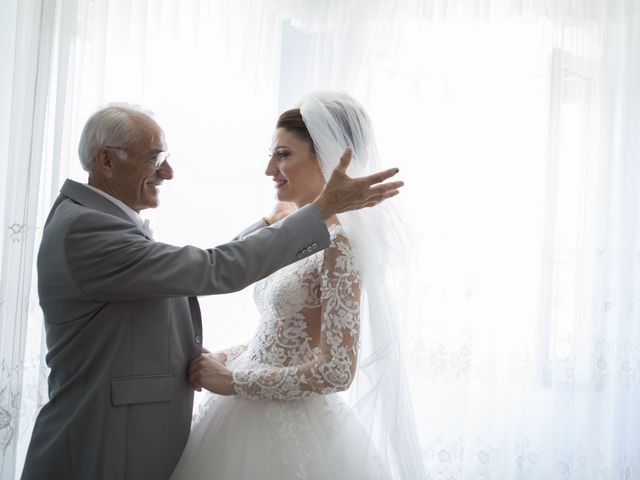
[0,1,61,478]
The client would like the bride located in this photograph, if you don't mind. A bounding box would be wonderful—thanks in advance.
[170,92,425,479]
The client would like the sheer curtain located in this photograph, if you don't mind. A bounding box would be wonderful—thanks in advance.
[1,1,638,479]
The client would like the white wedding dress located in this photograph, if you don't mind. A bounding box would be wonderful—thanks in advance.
[170,225,392,480]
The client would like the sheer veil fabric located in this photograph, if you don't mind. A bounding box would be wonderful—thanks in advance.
[299,91,426,479]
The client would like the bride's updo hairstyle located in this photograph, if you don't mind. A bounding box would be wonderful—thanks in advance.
[288,91,425,479]
[276,109,315,154]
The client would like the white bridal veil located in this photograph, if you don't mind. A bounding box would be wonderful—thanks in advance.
[299,91,426,479]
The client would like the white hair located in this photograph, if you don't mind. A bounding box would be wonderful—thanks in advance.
[78,103,156,173]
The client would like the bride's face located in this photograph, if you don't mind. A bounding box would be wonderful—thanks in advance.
[266,128,325,207]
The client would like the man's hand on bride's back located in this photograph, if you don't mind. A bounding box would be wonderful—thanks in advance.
[188,348,234,395]
[312,147,404,220]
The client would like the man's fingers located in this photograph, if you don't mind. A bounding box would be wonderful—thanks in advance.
[369,180,404,191]
[366,182,404,200]
[201,347,211,354]
[335,147,353,173]
[377,189,400,200]
[361,167,400,186]
[368,181,404,192]
[363,189,400,208]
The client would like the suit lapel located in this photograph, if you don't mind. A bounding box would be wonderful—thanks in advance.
[55,179,153,238]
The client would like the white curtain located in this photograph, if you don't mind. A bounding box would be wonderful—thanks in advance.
[1,1,638,479]
[1,2,68,479]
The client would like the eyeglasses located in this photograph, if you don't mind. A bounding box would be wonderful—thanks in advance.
[105,146,170,168]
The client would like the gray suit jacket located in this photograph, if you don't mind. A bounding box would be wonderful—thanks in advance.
[21,179,329,480]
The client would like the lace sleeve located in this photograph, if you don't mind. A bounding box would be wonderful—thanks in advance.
[231,231,361,400]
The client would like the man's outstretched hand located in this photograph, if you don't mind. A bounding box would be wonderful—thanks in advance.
[312,147,404,220]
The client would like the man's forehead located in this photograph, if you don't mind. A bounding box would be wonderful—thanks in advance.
[131,114,166,148]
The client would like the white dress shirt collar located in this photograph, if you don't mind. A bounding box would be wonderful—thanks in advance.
[84,184,151,237]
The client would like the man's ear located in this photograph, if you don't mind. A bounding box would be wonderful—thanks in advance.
[94,148,115,178]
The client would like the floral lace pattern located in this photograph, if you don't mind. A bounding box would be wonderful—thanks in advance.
[230,224,360,401]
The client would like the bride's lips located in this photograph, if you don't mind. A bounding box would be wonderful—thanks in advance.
[273,179,287,189]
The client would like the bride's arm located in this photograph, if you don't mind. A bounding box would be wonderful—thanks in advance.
[233,202,298,241]
[231,232,361,400]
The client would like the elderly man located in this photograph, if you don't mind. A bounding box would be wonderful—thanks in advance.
[21,104,402,480]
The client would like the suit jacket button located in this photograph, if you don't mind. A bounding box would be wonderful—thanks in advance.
[195,334,202,344]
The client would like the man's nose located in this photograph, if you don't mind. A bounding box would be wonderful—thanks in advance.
[157,159,174,180]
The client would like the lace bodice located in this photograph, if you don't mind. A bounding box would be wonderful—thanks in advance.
[226,224,361,401]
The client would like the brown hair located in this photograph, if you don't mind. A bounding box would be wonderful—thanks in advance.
[276,108,316,153]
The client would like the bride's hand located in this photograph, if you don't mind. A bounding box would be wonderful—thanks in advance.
[203,347,227,365]
[265,202,297,225]
[188,350,234,395]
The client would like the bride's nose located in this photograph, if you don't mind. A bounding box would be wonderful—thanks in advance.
[265,155,277,176]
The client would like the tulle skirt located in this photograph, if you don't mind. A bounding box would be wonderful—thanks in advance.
[170,393,391,480]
